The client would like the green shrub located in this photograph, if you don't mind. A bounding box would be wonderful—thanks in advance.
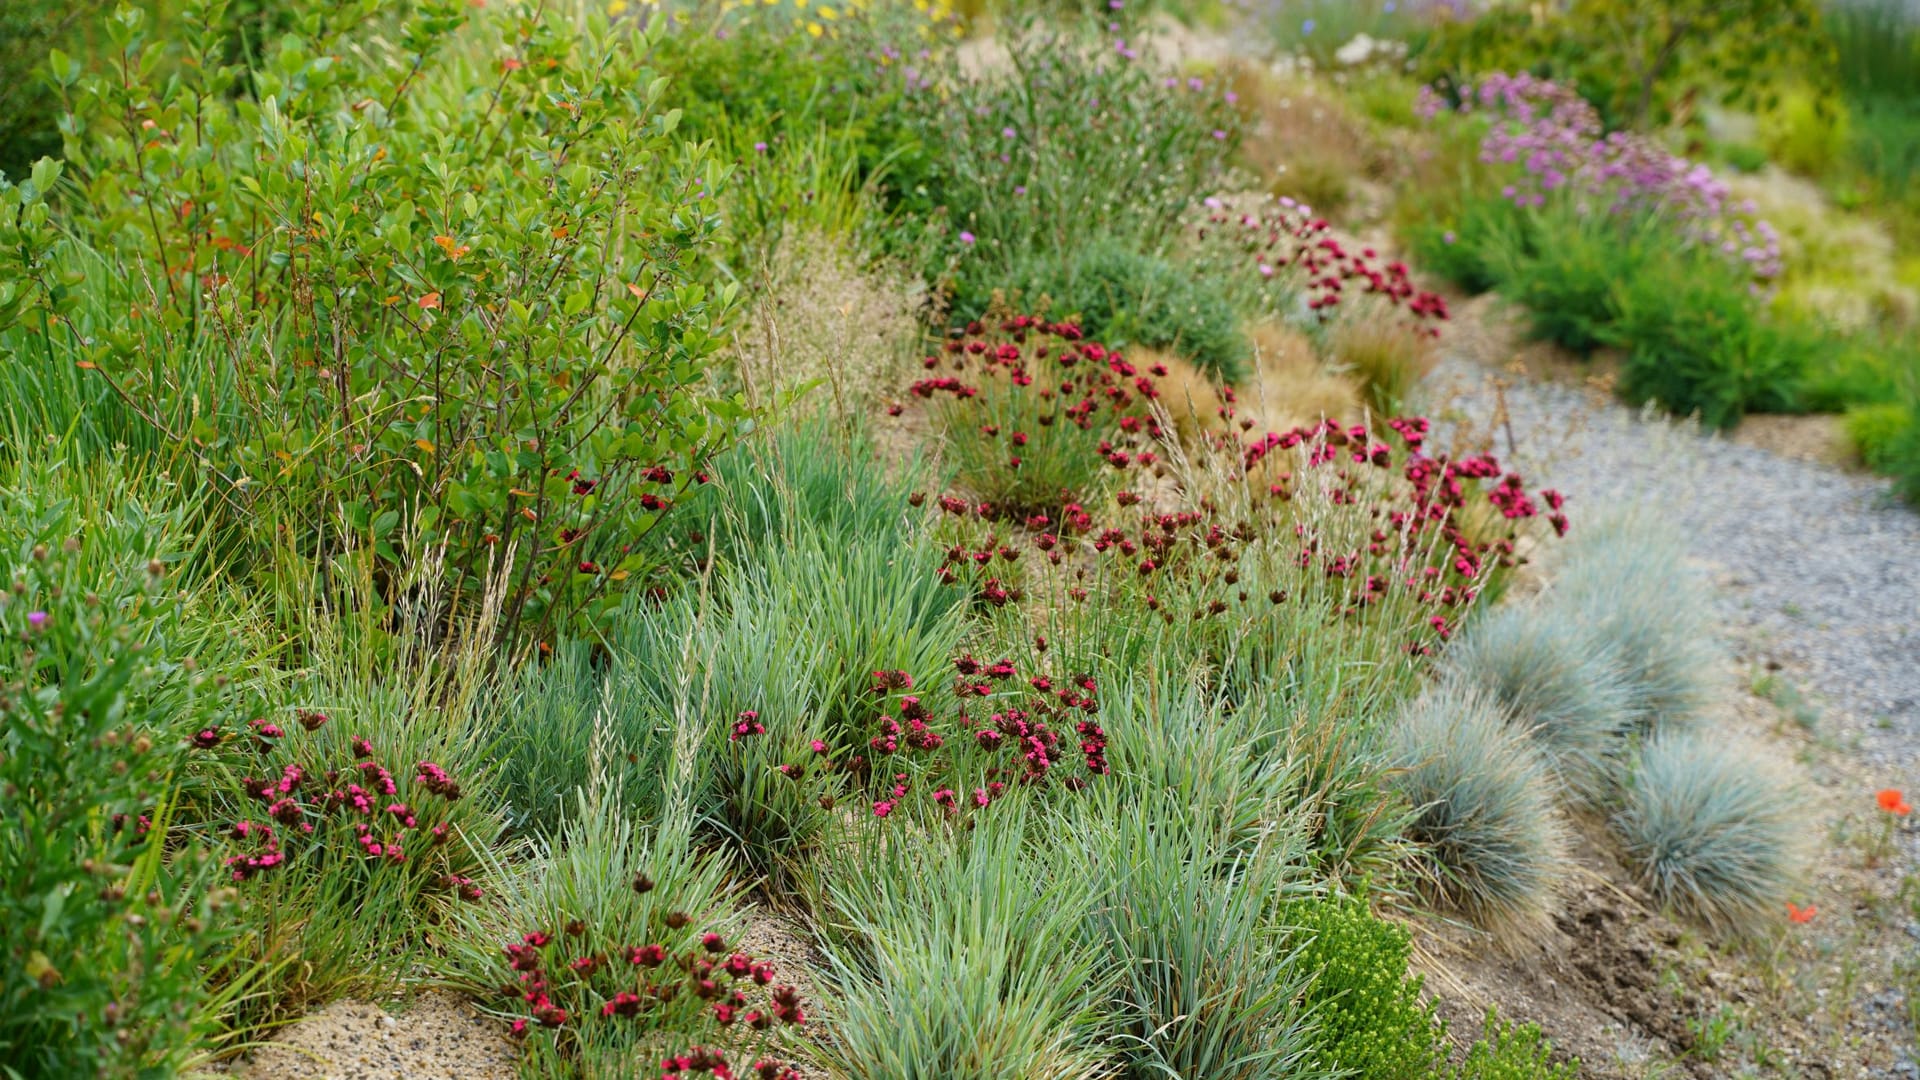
[0,1,114,180]
[1847,401,1914,472]
[1611,731,1805,936]
[0,458,247,1075]
[1444,604,1635,808]
[811,807,1116,1079]
[1449,1008,1580,1080]
[1010,241,1251,384]
[1388,682,1569,936]
[1718,142,1771,174]
[1491,209,1646,355]
[1280,894,1446,1080]
[6,1,747,648]
[1761,87,1853,178]
[1604,250,1811,429]
[1400,189,1517,296]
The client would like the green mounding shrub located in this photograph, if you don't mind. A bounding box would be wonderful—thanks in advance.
[652,14,922,196]
[1549,512,1719,734]
[1443,604,1635,808]
[1604,252,1812,430]
[439,798,788,1079]
[0,0,114,180]
[1886,397,1920,504]
[811,807,1116,1079]
[1004,241,1252,384]
[0,457,253,1075]
[1800,327,1914,413]
[1279,894,1447,1080]
[1611,731,1805,936]
[4,3,747,649]
[1388,682,1569,937]
[1847,401,1914,473]
[1063,784,1324,1080]
[1448,1008,1580,1080]
[1489,209,1648,356]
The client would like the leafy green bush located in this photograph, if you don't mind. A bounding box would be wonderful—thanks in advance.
[1010,241,1251,384]
[0,1,112,180]
[1611,731,1805,936]
[1281,894,1446,1080]
[5,1,747,648]
[0,459,246,1075]
[1847,401,1914,472]
[1444,604,1634,809]
[1414,0,1831,130]
[1605,253,1813,430]
[1388,682,1569,937]
[1400,188,1517,297]
[1490,209,1644,356]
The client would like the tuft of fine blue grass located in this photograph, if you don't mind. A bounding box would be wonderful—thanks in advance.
[1389,681,1570,940]
[1610,730,1805,937]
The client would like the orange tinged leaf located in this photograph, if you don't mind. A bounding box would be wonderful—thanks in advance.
[76,360,97,370]
[414,438,436,453]
[434,235,472,260]
[626,283,648,301]
[417,291,442,311]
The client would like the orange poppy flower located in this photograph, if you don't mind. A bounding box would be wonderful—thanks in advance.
[1786,902,1816,924]
[1877,789,1912,816]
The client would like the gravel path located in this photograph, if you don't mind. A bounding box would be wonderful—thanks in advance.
[1434,355,1920,785]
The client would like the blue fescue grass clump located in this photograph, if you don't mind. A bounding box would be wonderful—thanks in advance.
[1065,783,1323,1079]
[1443,604,1635,808]
[1547,510,1720,735]
[1610,731,1806,937]
[809,806,1116,1079]
[1389,681,1570,939]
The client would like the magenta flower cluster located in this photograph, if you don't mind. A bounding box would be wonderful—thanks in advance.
[1418,73,1781,277]
[208,725,473,899]
[492,918,804,1079]
[1197,198,1451,324]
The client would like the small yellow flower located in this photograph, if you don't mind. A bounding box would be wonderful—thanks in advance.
[807,20,823,34]
[608,0,626,11]
[819,4,836,17]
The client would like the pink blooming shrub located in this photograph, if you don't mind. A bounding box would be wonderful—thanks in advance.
[1193,196,1452,325]
[796,662,1110,825]
[204,725,481,905]
[487,922,805,1076]
[1417,73,1781,278]
[909,316,1179,515]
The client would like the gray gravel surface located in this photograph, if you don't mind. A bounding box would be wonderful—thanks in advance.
[1435,357,1920,784]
